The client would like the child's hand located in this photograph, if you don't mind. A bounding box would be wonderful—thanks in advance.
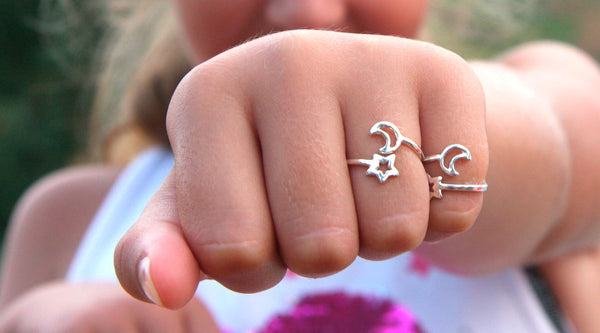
[115,30,488,308]
[0,282,219,332]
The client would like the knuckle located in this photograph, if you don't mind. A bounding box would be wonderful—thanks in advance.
[197,238,273,279]
[421,42,472,76]
[434,213,476,235]
[257,30,322,83]
[360,211,428,260]
[165,59,241,142]
[416,42,484,101]
[262,30,316,60]
[429,194,482,235]
[283,226,357,277]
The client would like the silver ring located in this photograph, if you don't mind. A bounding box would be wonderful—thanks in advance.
[347,121,488,199]
[423,144,488,199]
[347,121,423,183]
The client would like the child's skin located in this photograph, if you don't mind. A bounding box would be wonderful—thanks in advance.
[1,0,599,331]
[542,245,600,333]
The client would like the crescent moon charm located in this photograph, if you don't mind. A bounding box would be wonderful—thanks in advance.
[369,121,424,159]
[369,121,402,155]
[423,144,471,176]
[423,143,487,199]
[440,144,471,176]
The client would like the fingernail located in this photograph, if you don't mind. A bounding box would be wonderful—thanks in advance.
[138,257,164,306]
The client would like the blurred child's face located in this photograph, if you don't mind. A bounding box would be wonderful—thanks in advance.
[174,0,429,62]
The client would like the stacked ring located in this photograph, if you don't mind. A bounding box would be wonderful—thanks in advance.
[347,121,488,199]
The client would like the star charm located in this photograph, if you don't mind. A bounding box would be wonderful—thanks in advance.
[359,154,399,183]
[428,174,443,199]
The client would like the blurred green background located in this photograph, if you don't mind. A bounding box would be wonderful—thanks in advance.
[0,1,98,238]
[0,1,598,242]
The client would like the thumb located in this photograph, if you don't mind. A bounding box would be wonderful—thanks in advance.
[114,172,204,309]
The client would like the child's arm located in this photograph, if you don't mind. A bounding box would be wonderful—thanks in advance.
[0,282,218,332]
[540,245,600,333]
[418,41,600,273]
[0,167,219,331]
[0,166,119,307]
[113,30,600,308]
[501,42,600,259]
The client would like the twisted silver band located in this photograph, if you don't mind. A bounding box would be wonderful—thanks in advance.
[427,175,488,199]
[422,143,487,198]
[347,121,488,199]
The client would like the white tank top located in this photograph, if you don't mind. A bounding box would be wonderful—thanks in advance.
[67,148,568,333]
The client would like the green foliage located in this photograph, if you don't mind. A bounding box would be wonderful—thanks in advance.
[0,1,89,236]
[429,0,580,58]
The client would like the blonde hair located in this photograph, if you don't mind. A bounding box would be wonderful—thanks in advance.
[41,0,191,165]
[88,1,191,165]
[42,0,545,166]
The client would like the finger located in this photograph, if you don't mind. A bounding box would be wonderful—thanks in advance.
[342,38,431,260]
[252,64,359,277]
[417,49,488,241]
[167,65,287,293]
[115,172,203,309]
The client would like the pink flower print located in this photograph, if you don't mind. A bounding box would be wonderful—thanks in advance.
[409,254,432,277]
[258,292,423,333]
